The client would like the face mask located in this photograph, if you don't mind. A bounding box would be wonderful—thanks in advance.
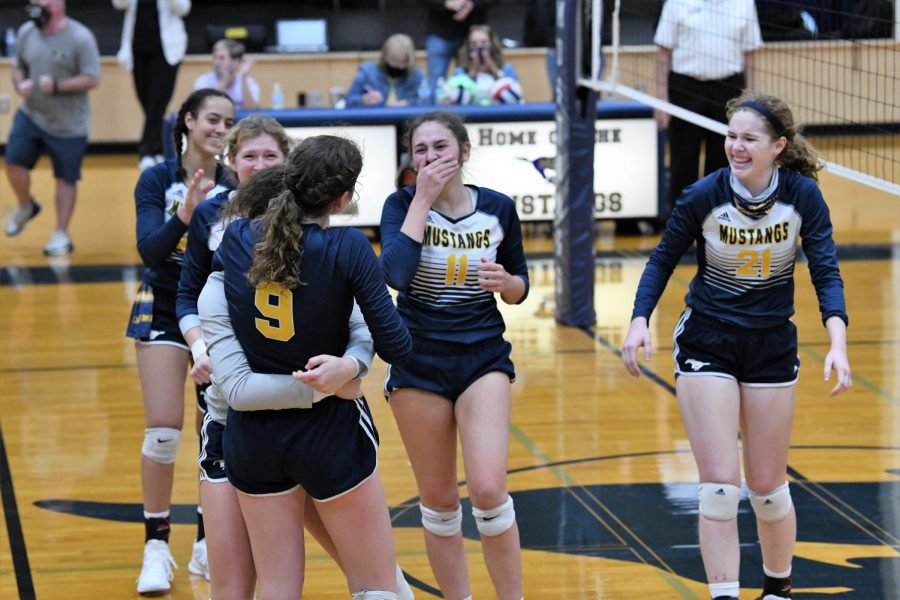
[25,3,50,28]
[384,64,406,79]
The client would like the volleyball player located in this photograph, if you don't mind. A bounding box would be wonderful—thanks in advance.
[621,92,852,600]
[380,111,529,600]
[178,117,415,598]
[213,135,412,598]
[126,88,234,594]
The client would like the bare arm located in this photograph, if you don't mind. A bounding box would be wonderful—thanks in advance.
[54,73,100,93]
[240,76,258,109]
[237,58,258,109]
[12,67,32,97]
[823,315,851,397]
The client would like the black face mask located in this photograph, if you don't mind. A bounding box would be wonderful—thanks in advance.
[25,3,50,28]
[384,64,406,79]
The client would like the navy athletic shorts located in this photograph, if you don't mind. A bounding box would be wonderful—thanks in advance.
[199,413,226,483]
[385,334,515,402]
[673,307,800,386]
[126,282,187,349]
[127,282,207,411]
[224,396,379,500]
[5,110,88,182]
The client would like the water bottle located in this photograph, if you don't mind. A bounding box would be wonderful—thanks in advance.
[271,82,285,110]
[5,28,16,59]
[417,78,431,106]
[434,77,445,105]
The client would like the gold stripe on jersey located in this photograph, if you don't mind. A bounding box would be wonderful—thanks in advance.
[702,202,802,293]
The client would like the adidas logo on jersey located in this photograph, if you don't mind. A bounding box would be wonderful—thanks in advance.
[717,211,731,222]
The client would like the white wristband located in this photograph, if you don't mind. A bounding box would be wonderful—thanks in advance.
[190,338,207,362]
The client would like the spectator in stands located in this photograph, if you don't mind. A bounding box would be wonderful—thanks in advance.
[439,25,522,106]
[346,33,428,108]
[654,0,762,225]
[113,0,190,172]
[421,0,494,98]
[194,38,259,110]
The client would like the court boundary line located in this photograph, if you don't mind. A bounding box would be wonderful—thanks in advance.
[0,423,36,600]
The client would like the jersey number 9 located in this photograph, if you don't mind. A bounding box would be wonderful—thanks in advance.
[254,283,295,342]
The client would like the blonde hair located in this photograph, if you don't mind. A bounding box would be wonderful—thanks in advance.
[212,38,245,59]
[221,115,292,166]
[379,34,417,78]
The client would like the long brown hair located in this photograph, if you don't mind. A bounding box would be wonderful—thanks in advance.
[726,91,822,181]
[456,25,504,72]
[246,136,363,289]
[401,110,470,151]
[217,116,294,223]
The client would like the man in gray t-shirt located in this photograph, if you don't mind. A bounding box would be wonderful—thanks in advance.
[4,0,100,255]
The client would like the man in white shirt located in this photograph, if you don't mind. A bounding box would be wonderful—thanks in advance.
[193,38,259,110]
[655,0,762,223]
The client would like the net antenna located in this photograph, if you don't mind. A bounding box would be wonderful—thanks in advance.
[580,0,900,197]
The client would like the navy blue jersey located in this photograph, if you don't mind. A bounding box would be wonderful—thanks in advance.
[175,190,232,332]
[632,168,847,328]
[380,185,530,343]
[135,159,232,293]
[219,219,411,375]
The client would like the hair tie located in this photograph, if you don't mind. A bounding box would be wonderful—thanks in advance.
[739,101,786,137]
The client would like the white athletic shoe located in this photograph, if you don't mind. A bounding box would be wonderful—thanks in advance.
[42,230,74,256]
[396,563,414,600]
[136,539,177,594]
[188,538,210,581]
[4,200,41,237]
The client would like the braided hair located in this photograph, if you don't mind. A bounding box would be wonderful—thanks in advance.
[247,136,363,289]
[172,88,234,182]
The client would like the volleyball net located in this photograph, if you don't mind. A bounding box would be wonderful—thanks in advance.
[578,0,899,195]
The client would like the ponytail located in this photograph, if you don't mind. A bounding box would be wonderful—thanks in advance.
[246,189,306,289]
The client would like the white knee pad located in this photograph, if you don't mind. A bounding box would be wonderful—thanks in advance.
[351,592,398,600]
[142,427,181,464]
[420,504,462,537]
[698,483,741,521]
[749,482,792,523]
[472,495,516,537]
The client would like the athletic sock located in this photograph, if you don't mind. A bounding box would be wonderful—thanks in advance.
[196,505,205,541]
[709,580,740,599]
[143,510,171,543]
[761,574,792,597]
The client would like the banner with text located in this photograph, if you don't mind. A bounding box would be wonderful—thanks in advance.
[284,117,658,226]
[463,118,658,221]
